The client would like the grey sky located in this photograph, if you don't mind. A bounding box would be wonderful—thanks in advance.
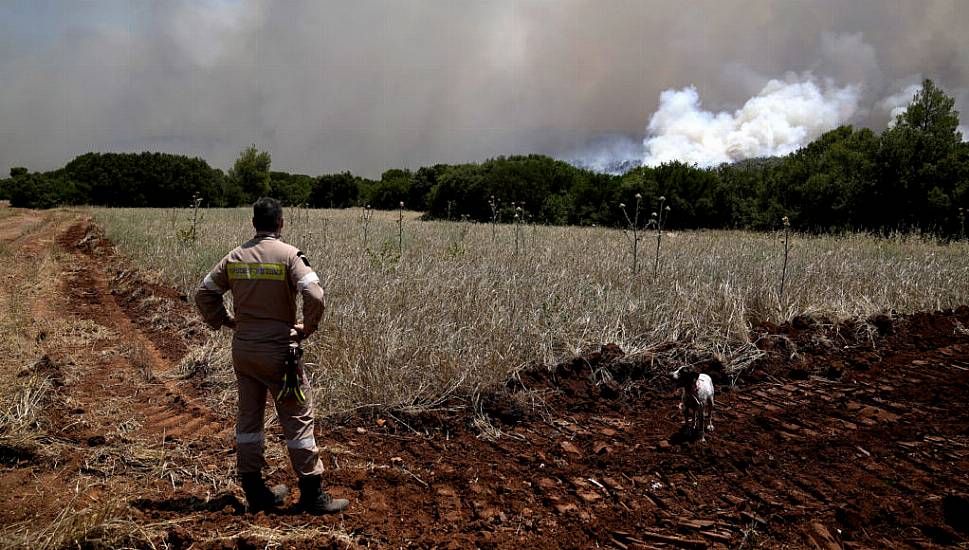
[1,0,967,178]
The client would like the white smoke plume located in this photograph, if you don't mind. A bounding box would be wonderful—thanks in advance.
[643,76,861,167]
[566,135,643,175]
[878,82,923,128]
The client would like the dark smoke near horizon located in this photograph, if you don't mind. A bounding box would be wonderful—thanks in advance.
[1,0,967,178]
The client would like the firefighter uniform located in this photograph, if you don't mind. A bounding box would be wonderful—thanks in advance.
[195,232,325,479]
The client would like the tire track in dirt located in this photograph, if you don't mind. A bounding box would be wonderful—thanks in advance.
[55,219,230,444]
[1,212,240,544]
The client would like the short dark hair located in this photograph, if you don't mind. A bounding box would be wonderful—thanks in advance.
[252,197,283,232]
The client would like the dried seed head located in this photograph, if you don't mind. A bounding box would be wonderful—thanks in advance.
[665,205,671,211]
[651,212,657,217]
[399,201,405,208]
[635,193,642,199]
[659,195,666,201]
[619,203,626,208]
[782,215,790,227]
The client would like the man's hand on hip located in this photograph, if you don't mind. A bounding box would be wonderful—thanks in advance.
[290,323,306,342]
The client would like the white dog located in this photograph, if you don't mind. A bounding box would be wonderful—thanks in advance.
[672,367,715,442]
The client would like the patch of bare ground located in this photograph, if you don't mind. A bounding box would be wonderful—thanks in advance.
[1,210,968,549]
[0,214,288,548]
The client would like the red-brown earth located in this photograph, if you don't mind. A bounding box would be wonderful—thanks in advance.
[0,209,967,549]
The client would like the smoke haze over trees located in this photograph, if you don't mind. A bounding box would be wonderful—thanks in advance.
[2,80,967,238]
[2,1,969,178]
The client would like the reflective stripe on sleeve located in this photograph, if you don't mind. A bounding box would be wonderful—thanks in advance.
[203,273,226,294]
[286,436,317,450]
[236,431,265,444]
[296,271,320,292]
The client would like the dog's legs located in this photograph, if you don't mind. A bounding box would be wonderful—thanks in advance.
[707,395,715,432]
[682,403,692,435]
[697,408,706,442]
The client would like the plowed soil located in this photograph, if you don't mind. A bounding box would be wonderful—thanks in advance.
[1,209,968,549]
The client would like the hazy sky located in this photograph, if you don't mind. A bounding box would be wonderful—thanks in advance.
[2,0,967,177]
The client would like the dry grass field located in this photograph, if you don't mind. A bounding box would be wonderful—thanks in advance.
[94,206,969,416]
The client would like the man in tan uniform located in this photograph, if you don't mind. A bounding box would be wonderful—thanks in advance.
[195,197,349,514]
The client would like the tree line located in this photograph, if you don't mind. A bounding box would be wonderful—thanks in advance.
[2,79,966,236]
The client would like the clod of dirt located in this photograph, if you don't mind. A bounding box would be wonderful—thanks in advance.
[825,360,846,380]
[165,526,195,550]
[19,354,64,386]
[791,314,819,330]
[0,443,37,466]
[835,504,863,531]
[133,493,246,515]
[598,379,621,399]
[73,224,111,255]
[944,494,969,533]
[869,314,895,336]
[481,395,525,425]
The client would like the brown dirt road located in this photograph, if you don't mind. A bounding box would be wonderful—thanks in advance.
[1,208,968,549]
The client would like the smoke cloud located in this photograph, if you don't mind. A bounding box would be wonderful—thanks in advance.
[878,82,925,128]
[1,1,968,177]
[643,77,861,166]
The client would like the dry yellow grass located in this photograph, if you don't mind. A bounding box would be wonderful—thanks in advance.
[94,206,969,416]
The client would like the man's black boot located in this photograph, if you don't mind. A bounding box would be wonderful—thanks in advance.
[298,474,349,514]
[240,472,289,513]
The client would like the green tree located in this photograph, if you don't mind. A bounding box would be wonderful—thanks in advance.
[894,79,961,150]
[311,172,360,208]
[1,167,29,200]
[270,171,314,206]
[877,79,963,231]
[63,152,222,207]
[229,145,272,203]
[7,170,82,208]
[364,169,413,209]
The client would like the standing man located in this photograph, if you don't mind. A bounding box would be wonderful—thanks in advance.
[195,197,349,514]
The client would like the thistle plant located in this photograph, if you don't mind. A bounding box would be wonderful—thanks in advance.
[489,195,500,243]
[191,193,203,240]
[779,215,792,303]
[513,204,523,255]
[446,214,471,255]
[652,195,670,280]
[960,207,965,240]
[398,201,405,256]
[619,193,643,274]
[360,204,373,249]
[177,192,204,242]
